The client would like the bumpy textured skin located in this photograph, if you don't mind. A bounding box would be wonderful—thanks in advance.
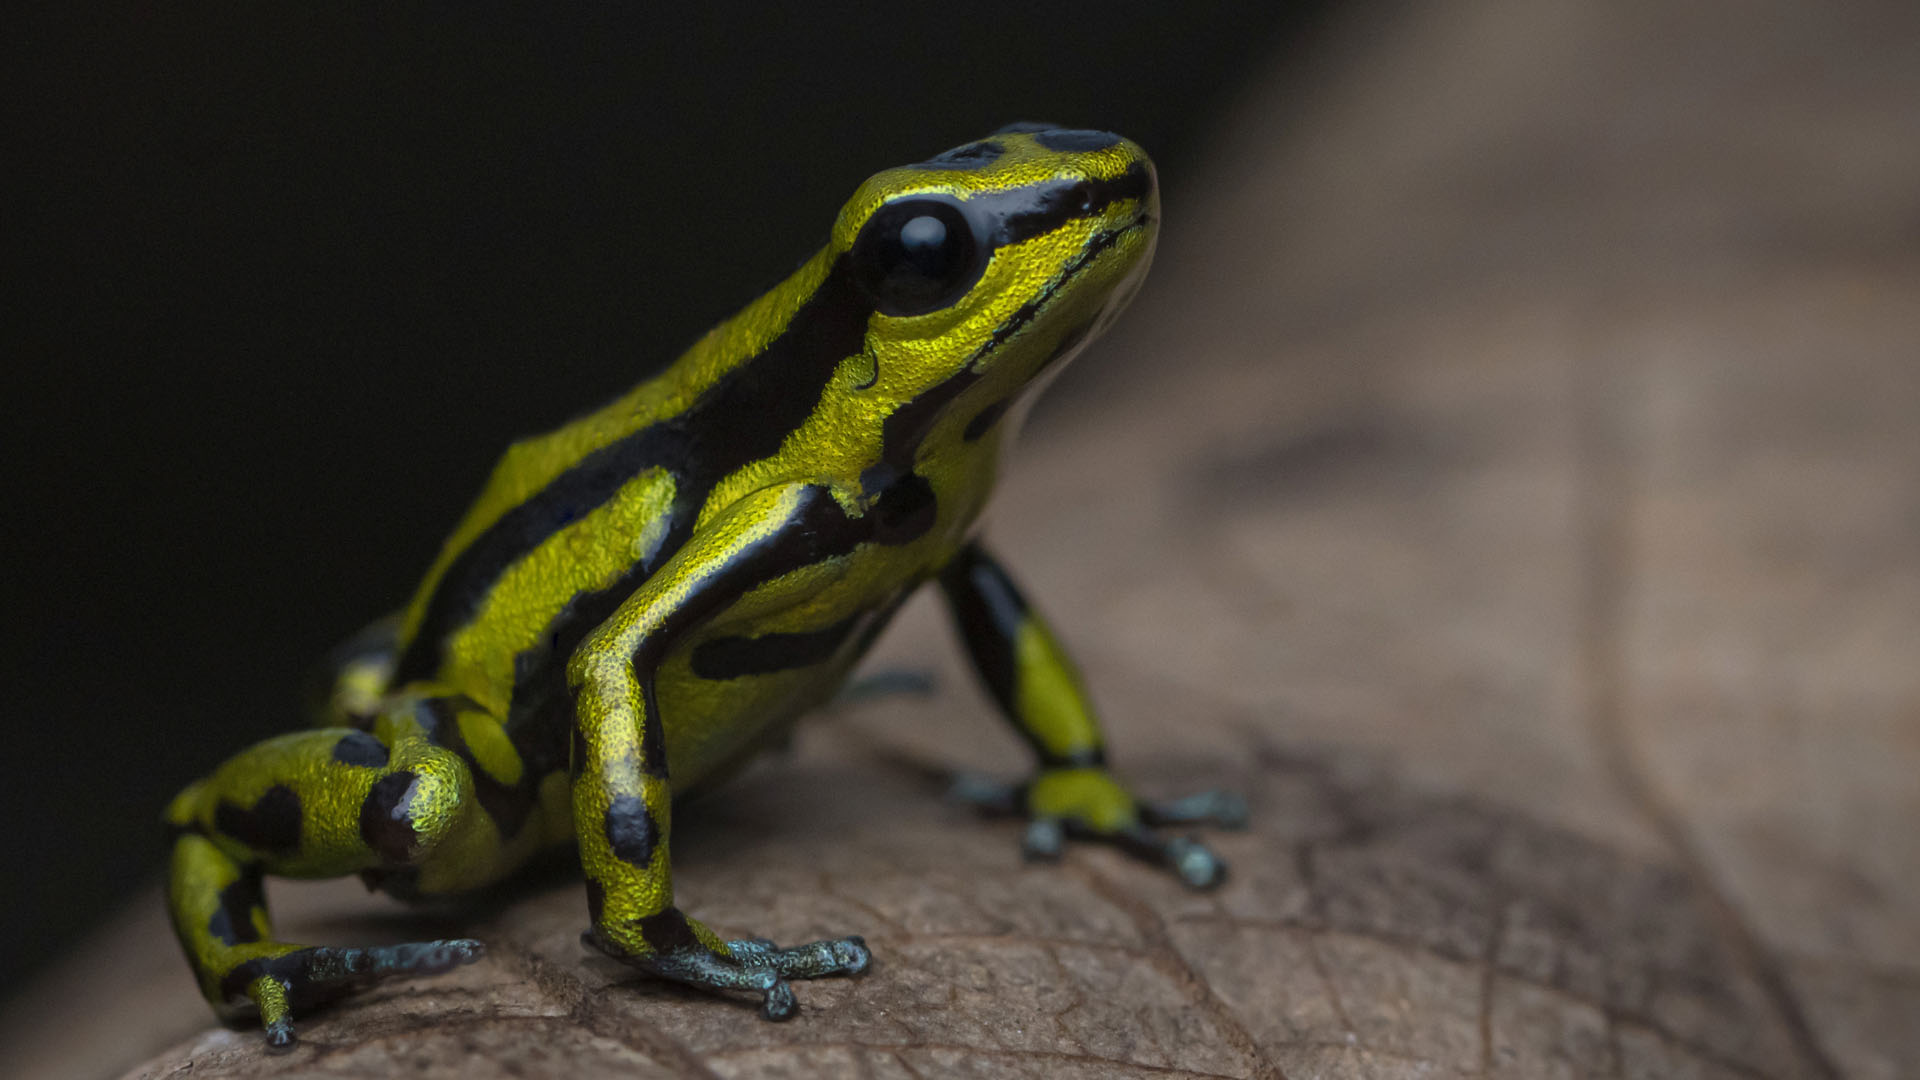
[164,125,1244,1048]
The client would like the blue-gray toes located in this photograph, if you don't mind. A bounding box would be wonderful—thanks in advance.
[948,771,1023,816]
[1021,817,1066,860]
[837,668,938,703]
[1164,835,1228,889]
[728,934,871,979]
[761,979,798,1021]
[612,932,871,1021]
[1111,825,1229,890]
[239,938,485,1051]
[1141,788,1249,829]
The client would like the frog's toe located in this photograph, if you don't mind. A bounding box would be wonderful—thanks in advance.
[306,938,487,985]
[606,926,870,1021]
[236,938,485,1050]
[247,980,300,1053]
[1139,788,1250,830]
[947,770,1025,816]
[667,951,797,1019]
[760,978,799,1021]
[1109,825,1230,889]
[1053,817,1231,890]
[953,770,1242,890]
[725,933,869,1019]
[727,933,872,979]
[1020,816,1067,861]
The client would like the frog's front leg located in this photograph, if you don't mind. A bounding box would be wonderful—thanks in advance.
[164,709,487,1050]
[938,542,1248,888]
[568,483,871,1019]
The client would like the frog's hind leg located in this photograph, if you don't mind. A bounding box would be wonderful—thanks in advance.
[937,543,1248,889]
[165,714,489,1050]
[166,832,481,1049]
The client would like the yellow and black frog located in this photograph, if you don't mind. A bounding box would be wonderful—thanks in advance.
[164,123,1245,1049]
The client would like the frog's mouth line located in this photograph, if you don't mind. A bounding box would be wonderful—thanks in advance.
[969,209,1155,372]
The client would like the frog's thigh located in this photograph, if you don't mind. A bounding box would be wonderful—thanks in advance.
[170,726,475,881]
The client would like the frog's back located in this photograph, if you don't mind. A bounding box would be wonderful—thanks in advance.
[384,251,848,726]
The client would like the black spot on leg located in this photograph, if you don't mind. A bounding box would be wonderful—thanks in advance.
[206,871,264,945]
[604,795,660,869]
[215,784,303,857]
[331,731,389,768]
[636,908,704,954]
[359,771,422,863]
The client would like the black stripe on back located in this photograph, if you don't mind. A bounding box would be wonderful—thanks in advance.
[392,166,1147,693]
[392,261,874,685]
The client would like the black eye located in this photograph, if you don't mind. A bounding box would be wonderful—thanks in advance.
[850,198,985,316]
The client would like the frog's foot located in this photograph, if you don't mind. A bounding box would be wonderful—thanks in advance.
[227,939,486,1051]
[952,768,1248,890]
[585,913,870,1021]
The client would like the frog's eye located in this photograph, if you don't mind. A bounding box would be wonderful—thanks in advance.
[849,198,985,316]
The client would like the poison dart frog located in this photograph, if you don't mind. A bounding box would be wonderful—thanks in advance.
[165,123,1246,1049]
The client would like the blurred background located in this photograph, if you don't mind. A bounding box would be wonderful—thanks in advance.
[4,2,1333,986]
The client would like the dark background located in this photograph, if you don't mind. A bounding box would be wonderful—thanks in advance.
[4,4,1334,983]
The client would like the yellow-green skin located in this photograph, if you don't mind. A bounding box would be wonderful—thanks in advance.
[165,126,1244,1049]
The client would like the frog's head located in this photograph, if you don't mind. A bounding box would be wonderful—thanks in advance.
[822,123,1159,460]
